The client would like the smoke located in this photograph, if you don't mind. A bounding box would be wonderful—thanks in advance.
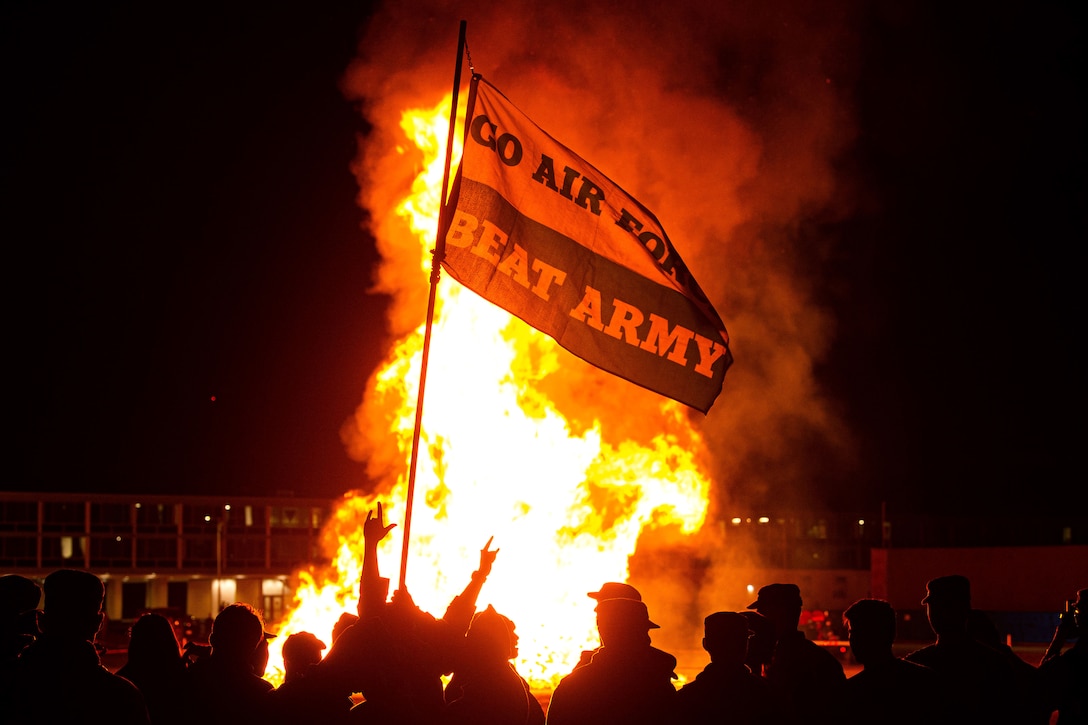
[339,0,860,651]
[343,0,859,505]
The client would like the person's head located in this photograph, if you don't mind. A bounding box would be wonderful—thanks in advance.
[332,612,359,643]
[595,598,658,649]
[210,603,265,664]
[0,575,42,637]
[739,610,775,673]
[499,612,519,659]
[282,631,326,681]
[921,575,971,637]
[127,612,182,665]
[465,605,515,664]
[588,582,642,603]
[747,583,803,636]
[843,599,896,666]
[0,575,42,619]
[702,612,750,666]
[41,569,105,641]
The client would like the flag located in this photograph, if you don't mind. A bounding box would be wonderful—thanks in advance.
[439,76,732,413]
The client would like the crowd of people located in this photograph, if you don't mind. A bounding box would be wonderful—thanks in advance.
[0,503,1084,724]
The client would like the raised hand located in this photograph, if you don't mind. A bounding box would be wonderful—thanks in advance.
[477,536,499,578]
[364,501,396,545]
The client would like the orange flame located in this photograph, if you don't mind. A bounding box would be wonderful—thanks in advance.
[267,93,713,693]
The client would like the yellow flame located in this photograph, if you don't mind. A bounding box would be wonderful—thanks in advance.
[267,93,712,693]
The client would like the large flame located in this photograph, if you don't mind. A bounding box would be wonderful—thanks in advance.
[266,93,714,693]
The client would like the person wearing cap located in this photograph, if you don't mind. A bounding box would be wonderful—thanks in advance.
[0,568,149,725]
[840,598,952,725]
[1038,588,1086,724]
[546,597,677,725]
[746,582,844,725]
[676,611,776,724]
[182,602,274,725]
[566,581,644,675]
[904,574,1026,724]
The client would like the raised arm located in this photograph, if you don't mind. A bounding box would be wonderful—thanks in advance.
[1040,597,1078,665]
[443,537,499,633]
[359,502,396,620]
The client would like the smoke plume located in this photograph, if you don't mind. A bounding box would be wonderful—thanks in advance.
[339,0,860,653]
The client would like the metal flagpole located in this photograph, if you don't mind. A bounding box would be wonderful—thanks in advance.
[398,20,468,592]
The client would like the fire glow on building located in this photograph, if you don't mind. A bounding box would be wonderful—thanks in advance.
[265,91,716,690]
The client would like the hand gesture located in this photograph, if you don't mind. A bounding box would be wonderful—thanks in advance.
[364,502,396,545]
[477,536,499,578]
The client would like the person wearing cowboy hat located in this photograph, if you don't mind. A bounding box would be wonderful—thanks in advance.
[547,598,677,725]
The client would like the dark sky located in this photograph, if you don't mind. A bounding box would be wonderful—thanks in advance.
[3,2,1085,516]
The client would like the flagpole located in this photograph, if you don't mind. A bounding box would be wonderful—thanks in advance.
[398,20,468,592]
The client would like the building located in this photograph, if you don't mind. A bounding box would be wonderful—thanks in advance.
[0,491,336,636]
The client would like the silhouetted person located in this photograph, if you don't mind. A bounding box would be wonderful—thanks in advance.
[0,568,149,724]
[0,574,41,677]
[747,583,845,725]
[183,602,274,725]
[966,608,1049,724]
[1038,588,1086,724]
[333,612,359,643]
[290,504,402,724]
[320,502,498,724]
[676,611,777,725]
[569,581,643,673]
[546,597,677,725]
[281,631,326,683]
[841,598,951,725]
[443,604,545,725]
[740,610,775,678]
[904,574,1023,724]
[266,630,341,725]
[117,612,188,725]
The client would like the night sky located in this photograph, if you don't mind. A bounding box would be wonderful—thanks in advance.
[3,2,1084,518]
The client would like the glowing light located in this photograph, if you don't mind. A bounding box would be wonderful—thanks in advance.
[858,519,865,526]
[746,584,755,594]
[758,516,770,524]
[270,93,714,693]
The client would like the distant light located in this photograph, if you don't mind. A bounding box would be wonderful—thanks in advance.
[210,395,217,402]
[115,536,122,542]
[134,503,141,509]
[858,519,865,526]
[224,504,231,511]
[758,516,770,524]
[745,517,752,523]
[204,515,212,522]
[731,517,742,525]
[746,584,755,594]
